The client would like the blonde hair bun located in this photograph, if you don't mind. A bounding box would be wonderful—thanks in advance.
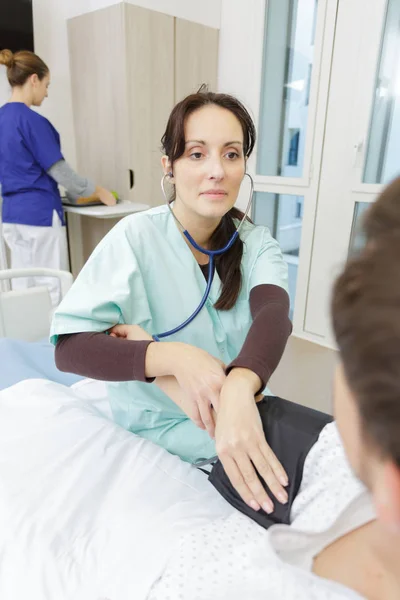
[0,49,14,69]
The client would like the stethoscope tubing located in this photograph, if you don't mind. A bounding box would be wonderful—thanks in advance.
[152,172,254,341]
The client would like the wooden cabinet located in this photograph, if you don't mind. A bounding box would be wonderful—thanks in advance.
[124,6,174,207]
[68,4,130,200]
[68,3,219,208]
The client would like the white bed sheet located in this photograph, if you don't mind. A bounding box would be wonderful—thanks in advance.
[0,379,233,600]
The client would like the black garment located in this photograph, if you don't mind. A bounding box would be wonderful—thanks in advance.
[209,396,333,529]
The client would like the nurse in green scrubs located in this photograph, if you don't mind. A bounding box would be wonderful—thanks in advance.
[51,89,291,515]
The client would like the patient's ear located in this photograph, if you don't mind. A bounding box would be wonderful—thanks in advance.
[374,461,400,534]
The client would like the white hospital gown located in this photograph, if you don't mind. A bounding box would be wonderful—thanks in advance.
[148,423,375,600]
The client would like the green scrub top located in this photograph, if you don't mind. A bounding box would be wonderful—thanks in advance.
[50,205,288,463]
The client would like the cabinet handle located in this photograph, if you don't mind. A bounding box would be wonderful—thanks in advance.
[129,169,135,189]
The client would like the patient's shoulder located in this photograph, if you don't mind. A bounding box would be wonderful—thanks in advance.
[290,423,368,530]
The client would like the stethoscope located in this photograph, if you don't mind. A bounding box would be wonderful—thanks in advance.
[152,171,254,342]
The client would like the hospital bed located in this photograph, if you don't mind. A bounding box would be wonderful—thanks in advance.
[0,267,83,389]
[0,267,339,600]
[0,268,232,600]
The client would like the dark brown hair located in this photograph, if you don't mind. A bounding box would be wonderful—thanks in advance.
[0,49,49,87]
[161,86,256,310]
[332,183,400,467]
[363,176,400,242]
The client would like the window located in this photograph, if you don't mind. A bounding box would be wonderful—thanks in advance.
[363,0,400,184]
[348,202,370,256]
[252,192,304,319]
[288,129,300,165]
[256,0,318,177]
[295,196,303,219]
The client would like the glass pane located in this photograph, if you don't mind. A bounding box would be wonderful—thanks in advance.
[257,0,319,177]
[348,202,370,256]
[364,0,400,184]
[252,192,304,319]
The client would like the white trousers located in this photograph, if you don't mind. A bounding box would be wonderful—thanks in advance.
[2,211,69,306]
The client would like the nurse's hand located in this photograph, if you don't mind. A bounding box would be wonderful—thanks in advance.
[172,345,227,438]
[215,368,289,515]
[95,185,117,206]
[109,324,152,341]
[110,325,224,437]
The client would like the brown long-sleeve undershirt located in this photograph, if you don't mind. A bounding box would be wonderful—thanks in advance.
[55,274,291,389]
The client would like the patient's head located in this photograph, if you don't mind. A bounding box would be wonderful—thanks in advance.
[332,231,400,537]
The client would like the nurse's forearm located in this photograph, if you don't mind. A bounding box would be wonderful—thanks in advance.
[226,284,292,392]
[55,332,190,408]
[144,341,187,378]
[48,159,96,199]
[154,374,190,408]
[225,367,262,396]
[55,332,154,382]
[108,324,187,400]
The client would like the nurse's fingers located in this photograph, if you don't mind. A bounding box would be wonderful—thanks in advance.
[210,392,220,413]
[219,454,263,513]
[109,324,153,341]
[198,399,216,438]
[258,439,289,488]
[185,401,205,430]
[250,446,288,506]
[109,325,128,338]
[234,451,275,514]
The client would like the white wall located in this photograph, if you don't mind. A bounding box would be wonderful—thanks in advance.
[218,0,264,111]
[0,66,11,107]
[269,336,337,414]
[32,0,77,168]
[218,0,265,212]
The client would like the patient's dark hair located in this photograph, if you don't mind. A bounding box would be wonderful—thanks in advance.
[363,176,400,242]
[332,179,400,467]
[161,85,256,310]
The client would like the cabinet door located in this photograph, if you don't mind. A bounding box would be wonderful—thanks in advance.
[68,4,130,198]
[174,18,219,101]
[125,4,174,207]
